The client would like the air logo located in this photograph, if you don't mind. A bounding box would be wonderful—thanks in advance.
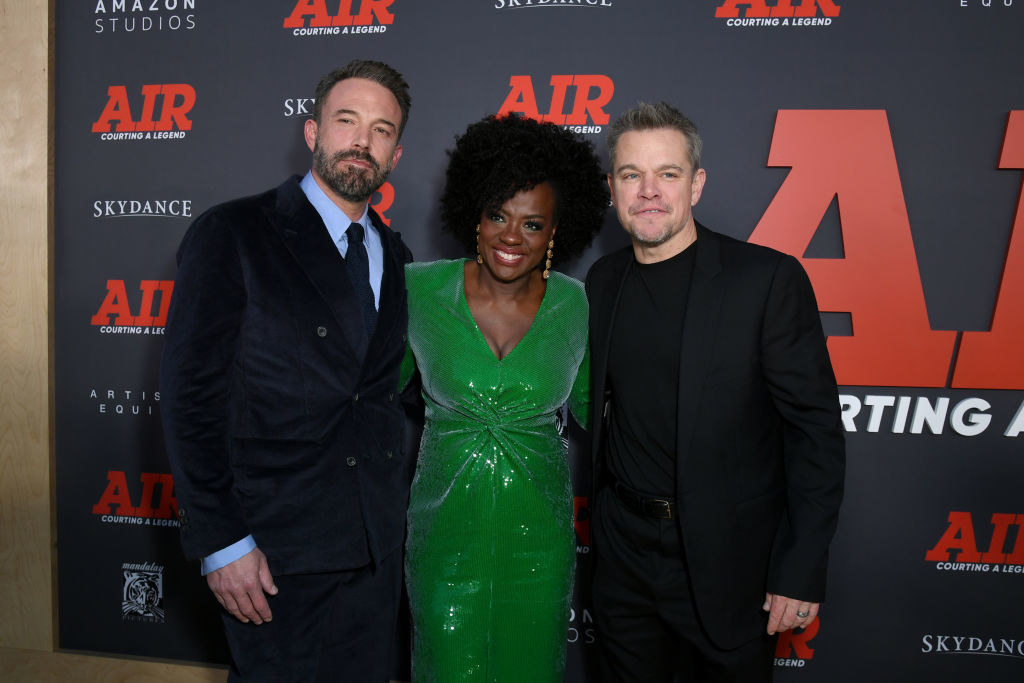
[498,75,614,132]
[93,471,178,522]
[91,84,195,135]
[926,511,1024,568]
[91,280,174,330]
[283,0,395,27]
[715,0,841,17]
[371,182,395,226]
[574,496,590,552]
[775,617,819,667]
[750,110,1024,389]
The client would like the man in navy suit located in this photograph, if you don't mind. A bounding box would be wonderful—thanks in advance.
[161,60,413,682]
[586,102,845,682]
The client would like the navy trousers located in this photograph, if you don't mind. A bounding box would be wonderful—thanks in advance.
[220,550,402,683]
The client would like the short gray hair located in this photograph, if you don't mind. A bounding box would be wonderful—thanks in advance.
[312,60,411,138]
[607,102,702,172]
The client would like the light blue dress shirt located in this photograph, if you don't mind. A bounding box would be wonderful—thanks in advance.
[302,170,383,308]
[201,171,384,575]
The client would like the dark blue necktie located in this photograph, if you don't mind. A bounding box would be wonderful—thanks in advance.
[345,222,376,337]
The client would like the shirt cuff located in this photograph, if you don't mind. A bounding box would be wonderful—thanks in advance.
[201,535,257,575]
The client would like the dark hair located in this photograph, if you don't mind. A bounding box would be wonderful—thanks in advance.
[607,101,702,171]
[312,60,411,138]
[441,114,609,266]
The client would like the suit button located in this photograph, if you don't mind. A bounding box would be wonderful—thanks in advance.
[388,392,394,402]
[402,333,407,342]
[385,450,393,460]
[353,392,359,402]
[346,456,357,467]
[316,326,327,337]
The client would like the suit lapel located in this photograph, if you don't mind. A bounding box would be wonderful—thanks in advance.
[676,225,724,484]
[589,248,632,474]
[265,177,369,360]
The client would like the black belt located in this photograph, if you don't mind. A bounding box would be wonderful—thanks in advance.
[608,475,676,520]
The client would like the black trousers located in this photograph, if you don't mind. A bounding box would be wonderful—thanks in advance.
[220,550,402,683]
[592,487,776,683]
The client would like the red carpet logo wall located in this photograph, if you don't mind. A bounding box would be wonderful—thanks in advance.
[54,2,1024,678]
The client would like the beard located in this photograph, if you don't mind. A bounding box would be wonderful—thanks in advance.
[313,142,393,203]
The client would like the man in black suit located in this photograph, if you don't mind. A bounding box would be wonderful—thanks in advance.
[586,102,845,682]
[161,60,412,682]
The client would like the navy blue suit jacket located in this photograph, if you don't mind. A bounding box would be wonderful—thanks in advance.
[586,223,845,649]
[161,176,413,576]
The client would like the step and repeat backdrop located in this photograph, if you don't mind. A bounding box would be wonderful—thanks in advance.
[55,1,1023,680]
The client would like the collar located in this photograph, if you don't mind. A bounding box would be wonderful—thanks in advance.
[299,170,376,245]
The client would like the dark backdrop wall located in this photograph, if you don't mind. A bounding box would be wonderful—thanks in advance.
[55,1,1024,680]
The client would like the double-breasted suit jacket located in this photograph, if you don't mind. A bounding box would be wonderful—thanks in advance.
[161,175,413,576]
[586,223,845,649]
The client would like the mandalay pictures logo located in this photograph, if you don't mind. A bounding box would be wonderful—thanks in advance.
[122,562,166,622]
[93,0,197,34]
[283,0,395,37]
[497,74,614,135]
[715,0,841,28]
[91,84,196,142]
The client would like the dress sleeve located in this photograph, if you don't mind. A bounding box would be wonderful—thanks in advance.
[568,336,591,429]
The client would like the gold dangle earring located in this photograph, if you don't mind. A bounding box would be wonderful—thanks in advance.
[542,238,554,280]
[476,224,483,264]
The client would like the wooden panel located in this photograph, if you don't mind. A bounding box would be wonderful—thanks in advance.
[0,647,227,683]
[0,0,53,652]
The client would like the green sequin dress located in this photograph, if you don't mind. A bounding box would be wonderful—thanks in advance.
[401,259,590,683]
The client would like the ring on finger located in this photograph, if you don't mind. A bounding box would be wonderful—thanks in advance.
[796,610,810,619]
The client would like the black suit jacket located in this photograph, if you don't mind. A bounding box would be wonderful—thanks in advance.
[586,223,845,649]
[161,176,413,576]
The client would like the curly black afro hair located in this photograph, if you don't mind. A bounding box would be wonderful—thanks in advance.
[441,114,609,266]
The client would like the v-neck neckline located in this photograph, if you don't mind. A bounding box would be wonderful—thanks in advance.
[459,259,551,363]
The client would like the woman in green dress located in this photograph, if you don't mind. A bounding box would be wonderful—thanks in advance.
[402,114,609,682]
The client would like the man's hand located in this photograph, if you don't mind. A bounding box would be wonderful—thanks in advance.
[207,547,278,624]
[763,593,818,635]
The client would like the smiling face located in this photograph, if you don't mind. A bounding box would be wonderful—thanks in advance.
[608,128,706,262]
[477,182,557,284]
[304,77,403,212]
